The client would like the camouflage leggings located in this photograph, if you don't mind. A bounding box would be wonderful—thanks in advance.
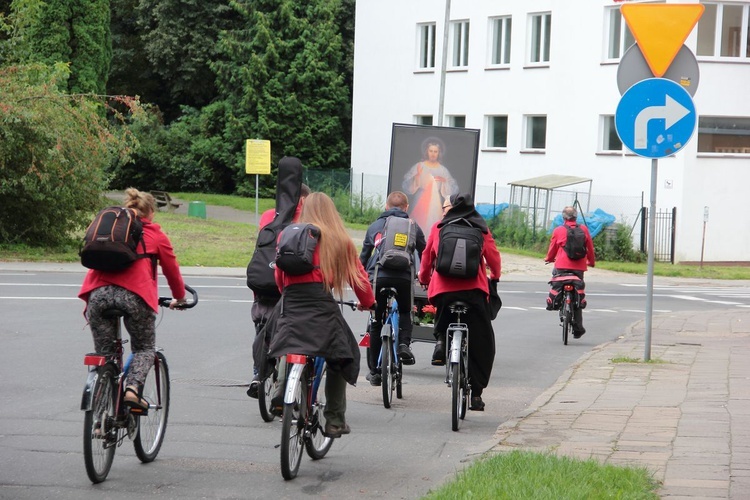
[87,285,156,388]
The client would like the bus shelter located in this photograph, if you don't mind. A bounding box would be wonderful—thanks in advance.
[508,174,592,232]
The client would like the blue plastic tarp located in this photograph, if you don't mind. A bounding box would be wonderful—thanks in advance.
[476,203,509,220]
[549,208,616,239]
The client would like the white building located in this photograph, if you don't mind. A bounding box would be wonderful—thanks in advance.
[350,0,750,263]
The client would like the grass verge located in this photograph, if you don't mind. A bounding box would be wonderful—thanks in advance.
[424,450,659,499]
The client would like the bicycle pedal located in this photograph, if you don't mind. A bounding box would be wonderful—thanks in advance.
[128,407,149,416]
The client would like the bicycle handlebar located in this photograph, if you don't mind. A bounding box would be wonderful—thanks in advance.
[159,284,198,309]
[338,300,359,311]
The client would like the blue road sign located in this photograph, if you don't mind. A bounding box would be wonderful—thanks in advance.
[615,78,696,158]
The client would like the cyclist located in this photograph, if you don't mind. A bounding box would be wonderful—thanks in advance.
[78,188,187,412]
[265,192,376,438]
[247,178,310,398]
[359,191,426,384]
[418,193,501,411]
[544,206,596,338]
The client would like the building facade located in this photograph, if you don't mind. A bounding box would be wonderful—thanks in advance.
[351,0,750,263]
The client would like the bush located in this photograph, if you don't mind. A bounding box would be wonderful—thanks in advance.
[330,189,382,225]
[593,223,645,263]
[0,64,140,246]
[490,210,549,253]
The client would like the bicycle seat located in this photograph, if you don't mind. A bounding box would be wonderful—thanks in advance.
[448,301,469,314]
[378,287,398,299]
[101,308,127,319]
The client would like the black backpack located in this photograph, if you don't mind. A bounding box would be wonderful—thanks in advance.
[80,207,152,272]
[246,157,303,298]
[563,224,587,260]
[275,223,320,275]
[435,218,484,279]
[377,216,417,271]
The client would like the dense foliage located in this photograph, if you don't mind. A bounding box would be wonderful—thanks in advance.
[0,64,142,245]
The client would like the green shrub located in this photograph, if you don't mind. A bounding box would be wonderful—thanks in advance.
[593,223,645,263]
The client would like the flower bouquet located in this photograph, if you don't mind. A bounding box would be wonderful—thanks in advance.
[420,304,436,325]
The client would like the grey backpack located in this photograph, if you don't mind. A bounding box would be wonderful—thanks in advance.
[377,216,417,271]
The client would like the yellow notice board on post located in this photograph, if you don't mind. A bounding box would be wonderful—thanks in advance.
[245,139,271,174]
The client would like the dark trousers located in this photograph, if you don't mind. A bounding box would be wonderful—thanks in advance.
[432,289,495,396]
[369,276,413,373]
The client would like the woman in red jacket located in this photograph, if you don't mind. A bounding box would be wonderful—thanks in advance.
[418,193,501,411]
[79,188,187,412]
[266,192,376,438]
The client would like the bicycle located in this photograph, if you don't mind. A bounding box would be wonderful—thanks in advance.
[549,273,583,345]
[279,300,358,480]
[254,317,280,423]
[80,284,198,483]
[360,289,404,407]
[444,301,470,432]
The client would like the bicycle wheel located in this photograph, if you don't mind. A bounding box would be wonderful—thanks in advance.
[305,365,333,460]
[134,351,170,462]
[258,367,279,422]
[562,299,571,346]
[451,360,463,431]
[381,327,394,408]
[83,364,117,483]
[280,373,306,480]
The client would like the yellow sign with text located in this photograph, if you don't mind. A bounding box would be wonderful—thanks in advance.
[621,3,704,77]
[245,139,271,174]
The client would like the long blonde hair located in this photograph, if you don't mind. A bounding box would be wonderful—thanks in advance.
[299,192,368,299]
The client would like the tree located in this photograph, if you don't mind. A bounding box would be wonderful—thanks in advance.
[209,0,352,194]
[27,0,111,94]
[0,64,141,246]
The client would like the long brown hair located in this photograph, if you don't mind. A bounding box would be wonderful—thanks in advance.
[299,192,368,299]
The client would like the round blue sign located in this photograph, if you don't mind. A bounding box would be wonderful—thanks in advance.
[615,78,696,158]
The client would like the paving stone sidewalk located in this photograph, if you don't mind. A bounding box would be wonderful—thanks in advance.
[490,310,750,499]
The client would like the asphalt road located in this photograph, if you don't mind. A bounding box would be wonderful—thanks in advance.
[2,269,749,499]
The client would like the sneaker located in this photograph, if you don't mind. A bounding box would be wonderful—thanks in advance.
[366,371,382,386]
[545,299,554,311]
[573,327,586,339]
[431,339,446,366]
[246,377,260,399]
[270,394,284,416]
[324,423,351,438]
[398,344,415,365]
[469,396,485,411]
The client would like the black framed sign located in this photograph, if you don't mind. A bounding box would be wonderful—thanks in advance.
[388,123,480,237]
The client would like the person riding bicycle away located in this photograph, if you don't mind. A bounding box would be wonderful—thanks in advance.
[418,193,501,411]
[246,180,310,399]
[360,191,426,383]
[264,192,376,438]
[544,206,596,339]
[79,188,187,412]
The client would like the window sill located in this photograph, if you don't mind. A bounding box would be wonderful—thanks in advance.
[413,68,436,74]
[697,152,750,158]
[523,63,550,69]
[482,148,507,153]
[595,151,623,156]
[484,65,510,71]
[447,67,469,73]
[520,149,546,154]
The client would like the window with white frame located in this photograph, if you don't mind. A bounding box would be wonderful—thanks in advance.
[528,12,551,64]
[417,23,436,69]
[697,116,750,153]
[600,115,623,152]
[489,16,512,66]
[605,7,635,60]
[697,3,750,59]
[486,115,508,148]
[447,115,466,128]
[524,115,547,149]
[450,20,470,67]
[415,115,433,126]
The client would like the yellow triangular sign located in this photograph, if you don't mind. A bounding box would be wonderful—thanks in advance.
[621,4,704,77]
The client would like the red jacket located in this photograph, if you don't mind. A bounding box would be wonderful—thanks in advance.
[418,222,501,302]
[545,220,596,271]
[275,245,376,308]
[259,204,303,229]
[79,219,186,312]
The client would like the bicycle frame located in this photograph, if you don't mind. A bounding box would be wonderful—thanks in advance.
[376,296,399,367]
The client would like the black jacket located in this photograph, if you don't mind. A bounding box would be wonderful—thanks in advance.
[359,208,426,281]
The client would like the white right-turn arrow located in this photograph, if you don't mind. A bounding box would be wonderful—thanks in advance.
[633,94,690,149]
